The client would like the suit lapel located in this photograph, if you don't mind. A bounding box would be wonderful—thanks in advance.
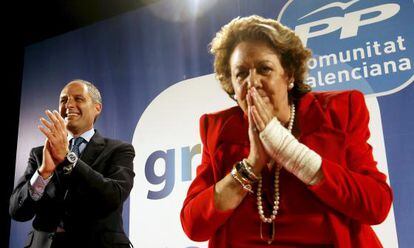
[219,107,249,146]
[212,108,249,178]
[296,92,327,139]
[297,92,347,164]
[79,130,105,168]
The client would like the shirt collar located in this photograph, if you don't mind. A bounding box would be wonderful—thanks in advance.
[67,128,95,143]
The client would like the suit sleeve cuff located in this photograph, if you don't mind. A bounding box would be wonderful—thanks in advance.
[29,170,52,201]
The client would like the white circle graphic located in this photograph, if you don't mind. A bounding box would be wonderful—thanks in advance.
[130,74,235,247]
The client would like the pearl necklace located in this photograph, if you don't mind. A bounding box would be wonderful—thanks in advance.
[257,103,295,244]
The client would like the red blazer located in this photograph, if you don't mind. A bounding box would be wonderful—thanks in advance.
[180,90,393,247]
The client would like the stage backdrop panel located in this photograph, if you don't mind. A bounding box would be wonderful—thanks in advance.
[12,0,413,247]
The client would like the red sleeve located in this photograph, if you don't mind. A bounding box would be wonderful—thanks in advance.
[180,114,234,241]
[309,90,393,224]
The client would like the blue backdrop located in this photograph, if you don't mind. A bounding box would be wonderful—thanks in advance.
[11,0,413,247]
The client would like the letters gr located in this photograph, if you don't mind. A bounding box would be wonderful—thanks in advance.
[145,144,201,200]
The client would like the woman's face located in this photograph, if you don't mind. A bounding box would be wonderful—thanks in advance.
[229,40,292,124]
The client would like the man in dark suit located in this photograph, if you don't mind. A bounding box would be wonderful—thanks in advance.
[9,80,135,248]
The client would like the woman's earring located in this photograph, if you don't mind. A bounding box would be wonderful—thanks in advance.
[230,94,237,101]
[288,81,294,90]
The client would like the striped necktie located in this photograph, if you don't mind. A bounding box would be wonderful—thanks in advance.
[71,137,85,157]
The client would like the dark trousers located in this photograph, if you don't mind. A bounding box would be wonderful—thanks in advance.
[26,229,133,248]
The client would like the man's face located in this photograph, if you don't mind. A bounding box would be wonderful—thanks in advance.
[59,81,101,136]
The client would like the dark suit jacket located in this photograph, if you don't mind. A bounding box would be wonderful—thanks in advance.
[10,130,135,248]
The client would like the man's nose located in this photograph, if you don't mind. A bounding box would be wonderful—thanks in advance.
[65,98,75,108]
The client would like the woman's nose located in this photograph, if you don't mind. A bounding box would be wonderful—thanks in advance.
[246,70,259,89]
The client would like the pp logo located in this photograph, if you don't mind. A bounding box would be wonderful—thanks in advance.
[278,0,413,96]
[293,0,399,46]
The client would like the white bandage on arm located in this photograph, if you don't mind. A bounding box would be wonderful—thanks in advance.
[260,117,322,185]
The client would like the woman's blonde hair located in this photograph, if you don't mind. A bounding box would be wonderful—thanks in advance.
[210,15,312,100]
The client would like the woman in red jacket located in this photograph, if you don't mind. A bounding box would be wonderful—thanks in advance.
[180,15,392,247]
